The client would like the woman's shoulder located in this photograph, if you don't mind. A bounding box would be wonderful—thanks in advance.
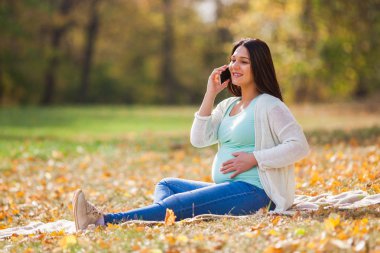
[257,93,286,108]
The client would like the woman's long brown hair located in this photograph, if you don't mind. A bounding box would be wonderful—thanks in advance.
[227,38,283,101]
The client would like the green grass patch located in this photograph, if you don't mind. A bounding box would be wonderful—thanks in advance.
[1,106,195,138]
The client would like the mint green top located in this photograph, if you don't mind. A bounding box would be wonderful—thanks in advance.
[211,96,263,188]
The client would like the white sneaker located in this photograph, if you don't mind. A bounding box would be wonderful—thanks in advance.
[72,189,103,231]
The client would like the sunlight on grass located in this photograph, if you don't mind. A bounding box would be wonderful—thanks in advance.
[1,106,196,138]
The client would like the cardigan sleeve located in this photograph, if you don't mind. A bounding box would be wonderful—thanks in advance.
[190,99,228,148]
[253,104,310,169]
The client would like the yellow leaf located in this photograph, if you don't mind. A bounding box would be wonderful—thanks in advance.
[97,239,110,249]
[337,231,349,240]
[271,216,281,225]
[59,235,77,249]
[16,191,25,198]
[102,171,112,178]
[263,246,283,253]
[324,213,340,231]
[164,209,176,226]
[131,244,140,251]
[360,217,368,224]
[193,233,204,241]
[50,230,65,236]
[0,211,6,220]
[176,234,188,243]
[268,229,279,236]
[306,241,316,249]
[352,218,369,235]
[310,172,322,186]
[165,233,176,245]
[135,226,145,232]
[107,223,120,230]
[294,228,306,236]
[202,175,212,182]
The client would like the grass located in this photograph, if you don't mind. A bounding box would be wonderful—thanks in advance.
[0,105,195,137]
[0,105,195,159]
[1,102,378,157]
[0,102,379,252]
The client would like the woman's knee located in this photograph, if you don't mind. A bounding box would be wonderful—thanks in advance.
[157,177,179,187]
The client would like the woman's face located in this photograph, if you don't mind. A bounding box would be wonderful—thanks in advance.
[229,45,254,88]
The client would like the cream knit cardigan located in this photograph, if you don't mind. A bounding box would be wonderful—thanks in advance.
[190,93,310,212]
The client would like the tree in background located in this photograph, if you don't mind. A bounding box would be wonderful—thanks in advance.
[160,0,178,104]
[230,0,380,102]
[78,0,101,103]
[1,1,49,104]
[1,0,379,105]
[315,0,380,99]
[41,0,77,105]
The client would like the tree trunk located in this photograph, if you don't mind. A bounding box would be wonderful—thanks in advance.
[215,0,232,46]
[295,0,318,103]
[161,0,177,104]
[78,0,100,103]
[205,0,232,68]
[41,0,75,105]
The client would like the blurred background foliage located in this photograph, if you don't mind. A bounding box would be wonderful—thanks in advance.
[0,0,379,105]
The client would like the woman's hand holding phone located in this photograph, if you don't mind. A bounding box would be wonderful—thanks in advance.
[198,65,230,117]
[206,65,230,96]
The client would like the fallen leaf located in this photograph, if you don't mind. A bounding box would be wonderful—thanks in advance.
[263,246,283,253]
[294,228,306,236]
[176,234,188,243]
[164,209,176,226]
[271,216,281,226]
[59,235,77,249]
[324,213,340,231]
[250,223,266,231]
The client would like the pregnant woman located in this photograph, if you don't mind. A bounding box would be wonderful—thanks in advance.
[72,38,309,231]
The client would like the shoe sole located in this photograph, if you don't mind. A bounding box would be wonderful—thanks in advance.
[72,189,82,231]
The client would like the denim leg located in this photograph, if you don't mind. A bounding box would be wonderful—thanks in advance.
[153,177,213,203]
[104,181,271,224]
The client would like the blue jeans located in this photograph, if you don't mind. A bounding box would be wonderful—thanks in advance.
[104,178,274,224]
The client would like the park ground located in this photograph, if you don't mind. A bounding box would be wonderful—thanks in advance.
[0,100,379,252]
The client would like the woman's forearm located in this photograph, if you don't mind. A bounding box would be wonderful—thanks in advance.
[198,92,217,116]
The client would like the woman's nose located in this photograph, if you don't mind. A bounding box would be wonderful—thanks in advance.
[230,61,239,70]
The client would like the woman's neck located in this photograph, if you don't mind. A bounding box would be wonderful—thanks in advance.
[240,84,260,104]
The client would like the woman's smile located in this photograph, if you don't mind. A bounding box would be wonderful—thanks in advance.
[232,72,243,78]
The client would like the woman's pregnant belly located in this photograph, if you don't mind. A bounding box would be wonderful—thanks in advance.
[212,146,258,184]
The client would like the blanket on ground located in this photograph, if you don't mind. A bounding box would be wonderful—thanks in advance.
[1,190,379,239]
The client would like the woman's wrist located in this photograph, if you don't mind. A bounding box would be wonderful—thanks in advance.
[204,90,217,99]
[249,153,258,167]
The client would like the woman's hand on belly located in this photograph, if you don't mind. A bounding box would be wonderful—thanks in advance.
[220,152,258,178]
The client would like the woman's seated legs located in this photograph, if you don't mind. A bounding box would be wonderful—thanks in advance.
[104,181,271,224]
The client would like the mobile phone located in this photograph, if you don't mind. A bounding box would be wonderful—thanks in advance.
[220,68,231,84]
